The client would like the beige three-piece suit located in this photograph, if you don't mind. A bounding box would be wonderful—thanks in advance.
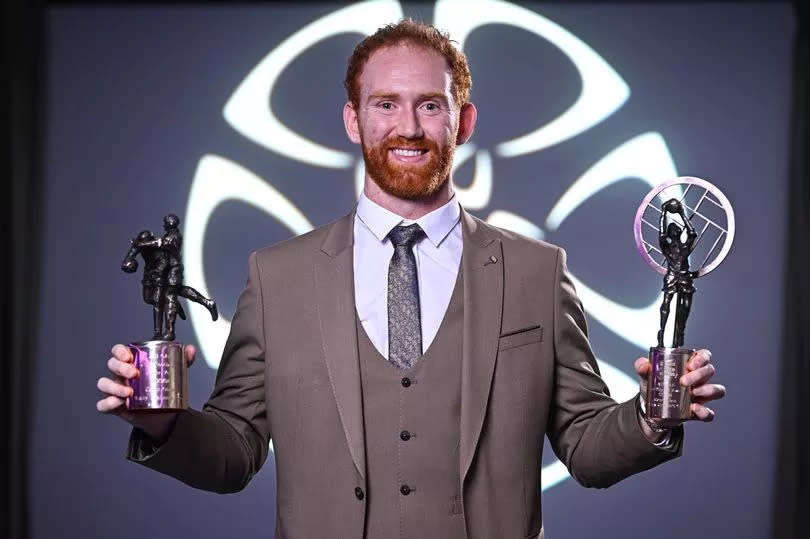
[129,209,682,538]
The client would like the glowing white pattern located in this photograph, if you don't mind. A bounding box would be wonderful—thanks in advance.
[546,132,678,231]
[542,132,680,348]
[224,0,403,168]
[486,210,544,240]
[185,0,681,492]
[451,144,492,210]
[354,160,366,198]
[185,154,313,369]
[434,0,630,157]
[569,274,660,350]
[485,132,680,348]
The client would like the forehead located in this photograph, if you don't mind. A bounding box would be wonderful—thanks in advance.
[358,43,452,99]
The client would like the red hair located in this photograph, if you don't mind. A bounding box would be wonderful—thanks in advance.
[344,19,472,109]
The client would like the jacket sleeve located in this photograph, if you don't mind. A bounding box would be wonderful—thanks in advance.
[126,251,270,493]
[545,247,682,488]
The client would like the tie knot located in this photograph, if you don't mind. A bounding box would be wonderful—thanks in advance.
[388,224,425,249]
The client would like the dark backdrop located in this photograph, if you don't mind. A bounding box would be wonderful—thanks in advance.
[3,2,806,539]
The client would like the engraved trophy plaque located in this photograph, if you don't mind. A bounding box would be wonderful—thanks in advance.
[633,177,735,427]
[120,214,218,410]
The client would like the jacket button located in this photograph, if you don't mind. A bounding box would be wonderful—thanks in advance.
[400,430,411,441]
[400,484,411,496]
[401,377,411,388]
[355,487,364,500]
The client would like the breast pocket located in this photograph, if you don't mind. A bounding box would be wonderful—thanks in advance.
[498,325,544,352]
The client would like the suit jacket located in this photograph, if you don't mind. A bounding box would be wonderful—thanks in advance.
[130,209,682,538]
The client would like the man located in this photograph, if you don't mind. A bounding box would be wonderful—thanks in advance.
[97,20,725,538]
[121,220,218,341]
[657,199,698,348]
[121,229,178,340]
[157,214,219,340]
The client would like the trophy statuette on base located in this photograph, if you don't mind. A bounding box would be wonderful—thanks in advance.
[120,213,218,411]
[633,177,735,426]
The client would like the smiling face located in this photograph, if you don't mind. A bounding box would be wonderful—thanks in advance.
[344,42,476,201]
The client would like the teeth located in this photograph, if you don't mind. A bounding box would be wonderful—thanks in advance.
[392,148,425,157]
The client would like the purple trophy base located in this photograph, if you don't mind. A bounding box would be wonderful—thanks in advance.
[126,341,187,410]
[646,346,694,427]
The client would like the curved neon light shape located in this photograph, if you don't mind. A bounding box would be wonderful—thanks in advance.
[224,0,403,168]
[184,154,313,369]
[434,0,629,157]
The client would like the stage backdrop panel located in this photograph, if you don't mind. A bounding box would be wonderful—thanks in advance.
[33,2,792,538]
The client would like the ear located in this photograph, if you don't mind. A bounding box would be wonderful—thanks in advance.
[456,102,477,145]
[343,101,362,144]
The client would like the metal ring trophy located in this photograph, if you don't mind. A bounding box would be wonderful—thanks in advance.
[633,177,735,427]
[120,214,218,410]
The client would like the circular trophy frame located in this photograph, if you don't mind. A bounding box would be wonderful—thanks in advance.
[633,176,735,277]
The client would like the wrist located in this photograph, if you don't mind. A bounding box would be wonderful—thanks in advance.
[637,394,669,437]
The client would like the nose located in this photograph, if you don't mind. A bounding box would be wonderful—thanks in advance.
[396,107,424,139]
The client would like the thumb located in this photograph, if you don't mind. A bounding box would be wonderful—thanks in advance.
[634,357,650,398]
[184,344,196,367]
[634,357,651,379]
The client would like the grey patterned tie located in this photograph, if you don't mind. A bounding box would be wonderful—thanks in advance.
[387,224,426,370]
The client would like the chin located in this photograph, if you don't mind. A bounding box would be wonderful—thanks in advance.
[377,172,447,201]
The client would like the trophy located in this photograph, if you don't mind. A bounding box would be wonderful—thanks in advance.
[633,177,735,427]
[120,214,218,410]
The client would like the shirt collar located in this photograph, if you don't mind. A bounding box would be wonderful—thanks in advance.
[356,191,461,248]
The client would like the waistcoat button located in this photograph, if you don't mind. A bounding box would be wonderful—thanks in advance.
[400,430,411,441]
[401,377,411,387]
[355,487,364,500]
[400,484,411,496]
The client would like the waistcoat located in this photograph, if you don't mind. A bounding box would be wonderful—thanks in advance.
[358,271,466,539]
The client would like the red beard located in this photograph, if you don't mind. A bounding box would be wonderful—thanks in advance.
[361,134,455,200]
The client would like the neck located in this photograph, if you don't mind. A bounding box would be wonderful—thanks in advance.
[364,177,454,220]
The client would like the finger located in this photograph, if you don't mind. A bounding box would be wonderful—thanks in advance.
[111,344,133,363]
[687,349,711,371]
[691,395,724,405]
[681,363,715,387]
[184,344,196,367]
[690,403,715,422]
[107,357,139,379]
[97,376,134,399]
[691,383,726,401]
[96,394,127,413]
[634,357,651,377]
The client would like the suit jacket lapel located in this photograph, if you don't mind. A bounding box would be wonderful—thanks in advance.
[312,209,503,483]
[314,212,366,479]
[459,209,504,483]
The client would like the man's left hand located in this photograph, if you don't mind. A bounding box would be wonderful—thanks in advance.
[634,349,726,440]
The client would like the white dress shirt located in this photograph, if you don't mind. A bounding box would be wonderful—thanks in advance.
[353,192,462,359]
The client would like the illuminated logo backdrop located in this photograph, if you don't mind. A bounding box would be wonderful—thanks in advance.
[183,0,679,491]
[33,3,793,538]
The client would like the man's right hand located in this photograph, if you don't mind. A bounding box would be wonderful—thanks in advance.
[96,343,196,442]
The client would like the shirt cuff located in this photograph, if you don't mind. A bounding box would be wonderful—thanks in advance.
[653,430,673,447]
[636,394,676,448]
